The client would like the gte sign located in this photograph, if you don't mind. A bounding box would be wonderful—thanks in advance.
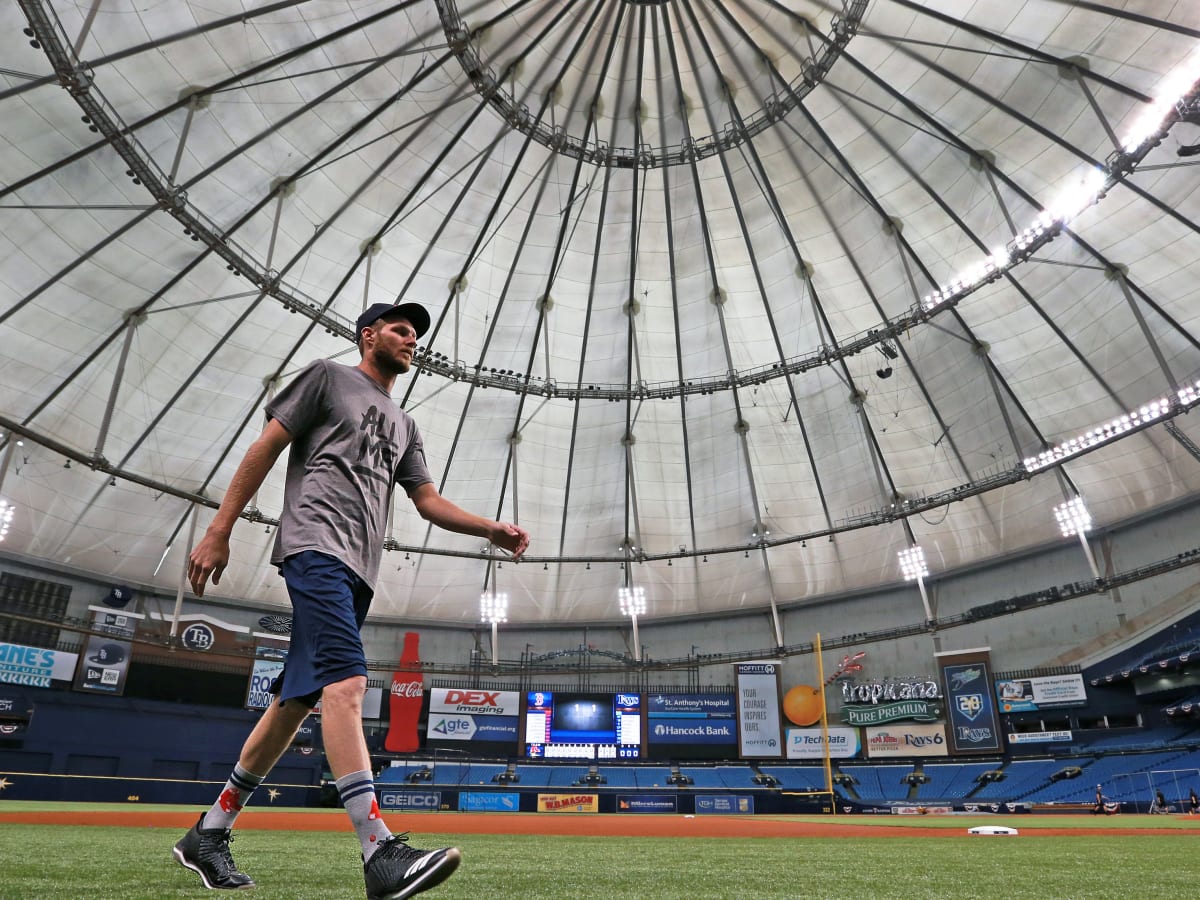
[430,716,476,740]
[429,688,519,716]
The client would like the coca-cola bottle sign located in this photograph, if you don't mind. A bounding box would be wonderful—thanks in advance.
[385,632,423,752]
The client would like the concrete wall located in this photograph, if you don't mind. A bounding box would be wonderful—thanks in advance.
[3,496,1199,686]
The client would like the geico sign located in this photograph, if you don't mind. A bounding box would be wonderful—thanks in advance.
[379,792,441,809]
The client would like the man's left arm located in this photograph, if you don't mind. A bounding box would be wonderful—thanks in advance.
[409,482,530,559]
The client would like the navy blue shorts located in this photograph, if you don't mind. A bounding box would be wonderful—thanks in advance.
[271,550,373,707]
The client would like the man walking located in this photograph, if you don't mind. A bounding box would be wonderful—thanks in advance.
[175,301,528,898]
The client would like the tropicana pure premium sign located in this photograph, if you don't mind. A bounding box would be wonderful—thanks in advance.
[839,676,942,726]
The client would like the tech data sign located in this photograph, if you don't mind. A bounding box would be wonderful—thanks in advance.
[786,727,860,759]
[839,677,942,726]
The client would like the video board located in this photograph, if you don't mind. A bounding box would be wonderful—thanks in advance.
[523,691,641,760]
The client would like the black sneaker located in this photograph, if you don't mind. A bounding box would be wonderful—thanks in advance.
[173,814,256,890]
[363,833,461,900]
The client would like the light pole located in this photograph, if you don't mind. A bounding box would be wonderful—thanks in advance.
[1054,496,1101,580]
[618,585,647,661]
[898,545,932,621]
[480,590,508,664]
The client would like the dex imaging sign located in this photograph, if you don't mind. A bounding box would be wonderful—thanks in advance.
[429,688,520,716]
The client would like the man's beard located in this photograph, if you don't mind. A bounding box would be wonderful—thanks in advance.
[377,347,411,376]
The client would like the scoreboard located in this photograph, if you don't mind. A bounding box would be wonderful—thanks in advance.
[523,691,642,760]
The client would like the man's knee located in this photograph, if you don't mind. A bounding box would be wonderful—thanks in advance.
[321,675,367,709]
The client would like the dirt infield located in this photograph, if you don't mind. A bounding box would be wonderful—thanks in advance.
[0,808,1190,838]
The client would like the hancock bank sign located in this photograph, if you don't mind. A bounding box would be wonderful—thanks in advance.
[839,677,942,726]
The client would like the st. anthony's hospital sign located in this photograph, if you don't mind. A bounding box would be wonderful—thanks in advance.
[839,677,943,726]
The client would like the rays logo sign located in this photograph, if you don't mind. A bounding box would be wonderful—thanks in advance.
[937,650,1003,755]
[956,693,984,721]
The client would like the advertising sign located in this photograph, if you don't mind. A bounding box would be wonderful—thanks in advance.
[459,792,519,812]
[0,643,78,688]
[377,791,443,811]
[618,795,678,813]
[537,793,599,813]
[1006,730,1073,744]
[785,727,860,759]
[736,662,783,758]
[995,674,1087,713]
[841,700,940,726]
[246,646,288,710]
[864,723,948,758]
[649,718,737,744]
[427,713,519,742]
[74,606,143,696]
[938,649,1004,755]
[839,677,942,725]
[362,686,383,720]
[385,631,423,752]
[695,795,755,814]
[647,693,736,715]
[648,692,736,748]
[429,688,520,716]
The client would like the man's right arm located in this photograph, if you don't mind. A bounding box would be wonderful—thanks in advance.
[187,418,293,596]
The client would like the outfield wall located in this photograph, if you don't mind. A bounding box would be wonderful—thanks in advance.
[0,690,323,805]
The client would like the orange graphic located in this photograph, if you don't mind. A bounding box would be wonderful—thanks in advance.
[783,685,823,726]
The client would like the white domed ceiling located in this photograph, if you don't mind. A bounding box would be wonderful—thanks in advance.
[1,0,1199,625]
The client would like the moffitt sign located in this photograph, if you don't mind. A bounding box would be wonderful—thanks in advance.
[839,677,941,725]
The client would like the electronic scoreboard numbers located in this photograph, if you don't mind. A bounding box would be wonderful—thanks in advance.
[523,691,642,759]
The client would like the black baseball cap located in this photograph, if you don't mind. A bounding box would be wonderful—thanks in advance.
[89,642,127,665]
[103,585,133,609]
[355,302,430,343]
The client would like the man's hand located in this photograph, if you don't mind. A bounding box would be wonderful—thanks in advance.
[491,521,530,560]
[188,531,231,597]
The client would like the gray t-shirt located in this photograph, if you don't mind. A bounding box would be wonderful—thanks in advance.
[266,358,433,588]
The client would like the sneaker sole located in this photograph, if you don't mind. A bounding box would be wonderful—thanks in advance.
[371,847,461,900]
[172,845,256,890]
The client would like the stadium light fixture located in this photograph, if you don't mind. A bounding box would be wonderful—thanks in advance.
[1021,388,1200,473]
[480,590,508,663]
[897,546,928,581]
[0,499,13,542]
[1053,497,1102,581]
[920,62,1200,319]
[898,545,933,622]
[618,585,647,661]
[1054,496,1092,538]
[1121,53,1200,153]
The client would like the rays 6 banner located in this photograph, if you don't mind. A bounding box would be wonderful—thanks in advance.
[936,648,1004,755]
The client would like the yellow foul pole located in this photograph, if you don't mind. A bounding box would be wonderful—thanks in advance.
[815,632,835,816]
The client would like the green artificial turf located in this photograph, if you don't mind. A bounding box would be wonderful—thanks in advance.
[0,825,1194,899]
